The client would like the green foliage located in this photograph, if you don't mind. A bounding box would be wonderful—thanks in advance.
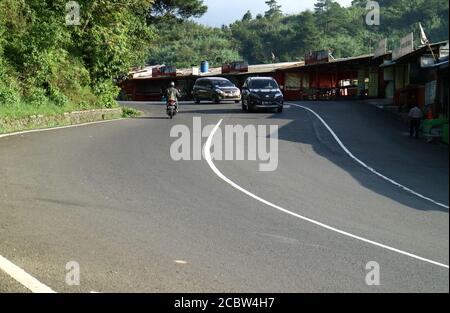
[93,81,121,109]
[122,106,140,118]
[150,0,208,21]
[242,11,253,22]
[0,0,158,117]
[0,56,21,107]
[265,0,283,19]
[0,86,21,107]
[227,0,448,64]
[0,0,215,128]
[25,88,48,107]
[72,0,155,88]
[50,89,69,107]
[366,0,449,48]
[148,20,241,68]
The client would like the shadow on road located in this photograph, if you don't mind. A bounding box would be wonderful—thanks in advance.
[183,108,244,115]
[273,101,449,212]
[134,116,170,120]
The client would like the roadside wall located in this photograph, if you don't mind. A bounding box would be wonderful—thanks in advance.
[0,108,123,134]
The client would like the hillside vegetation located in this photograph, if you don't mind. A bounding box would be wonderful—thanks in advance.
[152,0,449,66]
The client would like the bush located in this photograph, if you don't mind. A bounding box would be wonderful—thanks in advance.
[25,88,48,106]
[122,106,140,117]
[0,85,20,107]
[93,81,120,109]
[0,57,21,107]
[50,89,69,107]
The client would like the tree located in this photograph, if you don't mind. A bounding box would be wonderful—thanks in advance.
[148,20,241,68]
[314,0,333,13]
[314,0,346,33]
[265,0,283,18]
[0,0,156,109]
[242,10,253,22]
[150,0,208,21]
[229,0,449,64]
[293,11,321,55]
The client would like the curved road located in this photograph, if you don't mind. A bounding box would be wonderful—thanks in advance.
[0,101,448,292]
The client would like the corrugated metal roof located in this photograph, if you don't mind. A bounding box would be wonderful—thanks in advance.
[128,61,305,80]
[390,40,449,63]
[280,54,374,72]
[130,65,161,79]
[198,61,304,77]
[197,66,223,76]
[248,61,304,72]
[329,54,373,63]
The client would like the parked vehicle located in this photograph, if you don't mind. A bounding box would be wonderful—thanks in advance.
[241,77,284,113]
[192,77,241,104]
[166,99,177,119]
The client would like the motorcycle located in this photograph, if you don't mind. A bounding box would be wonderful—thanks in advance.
[166,99,177,119]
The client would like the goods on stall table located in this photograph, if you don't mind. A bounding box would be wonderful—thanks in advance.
[421,119,448,143]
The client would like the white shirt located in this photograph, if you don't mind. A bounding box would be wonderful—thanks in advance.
[408,107,424,119]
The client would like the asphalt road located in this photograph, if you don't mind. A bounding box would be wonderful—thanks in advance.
[0,100,448,292]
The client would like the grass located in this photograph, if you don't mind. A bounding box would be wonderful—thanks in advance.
[0,100,134,134]
[0,100,117,120]
[121,106,140,118]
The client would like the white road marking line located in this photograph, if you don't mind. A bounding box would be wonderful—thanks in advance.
[174,260,188,264]
[204,119,449,269]
[287,102,449,210]
[0,254,56,293]
[0,118,125,139]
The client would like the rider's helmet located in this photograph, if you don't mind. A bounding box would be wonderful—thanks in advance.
[170,81,175,87]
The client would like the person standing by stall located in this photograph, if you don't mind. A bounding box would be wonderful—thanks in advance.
[408,105,424,139]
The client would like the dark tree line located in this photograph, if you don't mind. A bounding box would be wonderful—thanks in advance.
[149,0,448,67]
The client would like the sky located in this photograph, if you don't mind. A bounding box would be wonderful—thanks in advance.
[196,0,354,27]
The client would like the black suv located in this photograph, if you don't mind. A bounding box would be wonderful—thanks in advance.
[192,77,241,104]
[241,77,284,113]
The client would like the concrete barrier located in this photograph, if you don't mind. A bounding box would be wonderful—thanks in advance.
[0,108,123,134]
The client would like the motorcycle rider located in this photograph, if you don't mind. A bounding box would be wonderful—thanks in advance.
[166,82,181,112]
